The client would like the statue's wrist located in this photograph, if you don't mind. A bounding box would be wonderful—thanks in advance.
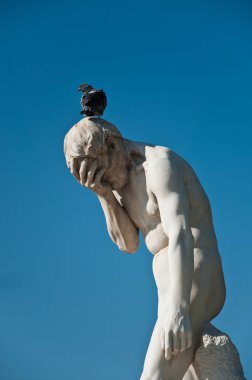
[97,188,113,200]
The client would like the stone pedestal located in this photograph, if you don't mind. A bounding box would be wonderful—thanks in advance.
[183,324,246,380]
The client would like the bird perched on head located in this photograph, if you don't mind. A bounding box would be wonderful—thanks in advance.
[78,83,107,117]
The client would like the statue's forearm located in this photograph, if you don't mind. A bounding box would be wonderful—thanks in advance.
[167,229,194,310]
[98,191,139,253]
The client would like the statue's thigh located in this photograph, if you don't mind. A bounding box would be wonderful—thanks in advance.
[141,321,196,380]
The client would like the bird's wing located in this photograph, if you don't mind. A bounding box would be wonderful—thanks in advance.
[82,90,106,105]
[94,90,107,109]
[80,89,107,116]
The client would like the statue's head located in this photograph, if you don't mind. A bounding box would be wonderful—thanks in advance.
[64,117,130,189]
[64,117,122,161]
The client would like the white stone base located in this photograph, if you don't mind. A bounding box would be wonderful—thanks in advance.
[183,324,246,380]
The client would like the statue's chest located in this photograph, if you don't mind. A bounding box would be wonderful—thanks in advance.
[114,167,160,230]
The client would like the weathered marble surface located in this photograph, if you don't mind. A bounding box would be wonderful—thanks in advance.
[64,117,245,380]
[183,324,246,380]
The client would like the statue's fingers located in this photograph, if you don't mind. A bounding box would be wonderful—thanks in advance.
[86,159,98,187]
[79,159,89,185]
[180,332,187,352]
[70,158,80,181]
[165,332,172,360]
[159,328,165,351]
[94,166,107,185]
[172,331,179,355]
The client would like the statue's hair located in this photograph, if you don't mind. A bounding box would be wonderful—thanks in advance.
[64,117,122,167]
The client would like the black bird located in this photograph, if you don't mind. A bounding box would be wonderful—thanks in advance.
[78,83,107,117]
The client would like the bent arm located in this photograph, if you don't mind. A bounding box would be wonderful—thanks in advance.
[68,156,139,254]
[149,153,194,310]
[98,191,139,254]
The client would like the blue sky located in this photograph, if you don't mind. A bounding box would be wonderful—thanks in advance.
[0,0,252,379]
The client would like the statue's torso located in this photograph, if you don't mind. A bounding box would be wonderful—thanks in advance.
[115,145,217,256]
[114,145,226,320]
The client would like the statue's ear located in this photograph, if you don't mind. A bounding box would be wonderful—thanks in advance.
[107,136,121,152]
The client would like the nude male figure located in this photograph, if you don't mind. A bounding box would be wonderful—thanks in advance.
[64,117,226,380]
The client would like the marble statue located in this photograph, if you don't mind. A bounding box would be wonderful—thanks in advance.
[64,117,246,380]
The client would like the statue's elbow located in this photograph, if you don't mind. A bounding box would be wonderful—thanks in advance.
[124,243,139,254]
[118,235,139,254]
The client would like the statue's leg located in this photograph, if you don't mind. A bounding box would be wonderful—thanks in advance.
[144,249,227,380]
[139,283,221,380]
[140,319,198,380]
[141,322,247,380]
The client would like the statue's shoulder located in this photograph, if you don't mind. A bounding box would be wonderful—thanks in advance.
[145,145,177,165]
[144,146,185,187]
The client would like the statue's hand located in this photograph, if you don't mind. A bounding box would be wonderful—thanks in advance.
[70,157,111,196]
[160,307,193,360]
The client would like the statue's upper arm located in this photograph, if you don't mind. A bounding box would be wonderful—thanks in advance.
[147,150,190,234]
